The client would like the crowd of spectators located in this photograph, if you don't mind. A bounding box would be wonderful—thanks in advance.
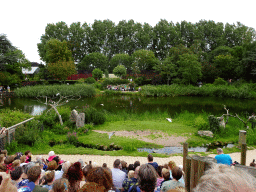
[0,149,256,192]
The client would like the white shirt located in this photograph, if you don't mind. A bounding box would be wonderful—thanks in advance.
[111,168,126,189]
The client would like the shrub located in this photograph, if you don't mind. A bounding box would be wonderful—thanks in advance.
[208,115,222,134]
[77,78,85,84]
[66,132,78,145]
[77,123,94,135]
[213,77,227,86]
[194,116,209,130]
[15,120,41,146]
[85,77,96,84]
[0,109,31,127]
[94,82,103,90]
[82,106,106,125]
[92,68,103,81]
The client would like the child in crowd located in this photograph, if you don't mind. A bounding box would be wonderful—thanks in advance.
[24,150,32,163]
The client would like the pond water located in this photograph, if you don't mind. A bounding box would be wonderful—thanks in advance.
[138,144,235,154]
[1,95,256,116]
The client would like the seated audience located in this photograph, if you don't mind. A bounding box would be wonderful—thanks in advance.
[18,166,48,192]
[156,166,164,187]
[51,178,69,192]
[24,150,32,163]
[215,148,232,166]
[4,155,15,173]
[0,154,5,164]
[42,170,55,190]
[250,159,256,167]
[159,168,171,189]
[168,161,176,180]
[79,166,113,192]
[48,151,56,162]
[128,164,157,192]
[147,154,158,171]
[0,171,17,192]
[194,163,256,191]
[121,160,128,174]
[134,161,140,171]
[66,162,83,192]
[56,161,71,180]
[112,159,126,191]
[10,166,23,188]
[122,166,139,192]
[12,159,21,169]
[161,166,184,192]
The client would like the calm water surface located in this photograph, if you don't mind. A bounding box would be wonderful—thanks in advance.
[1,95,255,116]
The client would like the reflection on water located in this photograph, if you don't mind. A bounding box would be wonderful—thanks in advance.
[1,96,256,116]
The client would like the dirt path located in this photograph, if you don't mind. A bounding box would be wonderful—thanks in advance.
[93,130,187,146]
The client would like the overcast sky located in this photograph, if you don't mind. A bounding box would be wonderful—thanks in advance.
[1,0,256,64]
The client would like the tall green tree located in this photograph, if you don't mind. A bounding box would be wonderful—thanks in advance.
[44,39,73,64]
[92,68,103,81]
[132,49,158,71]
[0,34,30,76]
[177,54,202,84]
[113,65,127,79]
[78,52,108,71]
[109,53,133,72]
[153,57,177,85]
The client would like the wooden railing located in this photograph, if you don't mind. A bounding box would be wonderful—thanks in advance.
[0,117,34,150]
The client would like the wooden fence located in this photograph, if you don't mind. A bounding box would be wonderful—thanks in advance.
[0,117,34,150]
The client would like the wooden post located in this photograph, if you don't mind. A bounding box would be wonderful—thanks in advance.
[197,159,206,180]
[190,156,199,190]
[239,130,246,145]
[183,142,188,173]
[6,129,10,145]
[185,156,191,192]
[241,144,247,165]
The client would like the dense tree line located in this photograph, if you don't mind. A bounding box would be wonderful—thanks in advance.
[35,19,256,83]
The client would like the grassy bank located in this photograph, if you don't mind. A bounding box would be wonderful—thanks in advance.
[14,84,96,98]
[139,84,256,99]
[3,107,250,157]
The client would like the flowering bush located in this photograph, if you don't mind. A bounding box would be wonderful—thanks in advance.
[66,132,78,145]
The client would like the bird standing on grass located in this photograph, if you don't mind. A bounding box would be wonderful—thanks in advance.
[109,131,115,139]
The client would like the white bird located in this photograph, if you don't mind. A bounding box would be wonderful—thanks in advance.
[108,131,115,139]
[56,93,60,96]
[100,104,104,106]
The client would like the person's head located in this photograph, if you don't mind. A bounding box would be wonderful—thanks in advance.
[14,152,23,160]
[52,178,69,192]
[113,159,121,169]
[86,167,113,191]
[194,164,256,192]
[157,165,163,178]
[66,162,83,184]
[35,159,44,169]
[128,164,134,172]
[24,150,31,157]
[82,164,93,178]
[217,148,223,155]
[27,166,41,182]
[102,163,107,168]
[20,155,26,163]
[162,168,170,180]
[134,161,140,170]
[172,166,182,181]
[128,170,135,178]
[12,159,20,168]
[10,166,23,181]
[24,162,36,175]
[121,160,127,169]
[168,161,176,170]
[4,155,15,165]
[250,159,256,167]
[48,151,55,157]
[0,150,7,157]
[48,160,58,170]
[138,164,157,192]
[45,170,55,184]
[147,154,153,162]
